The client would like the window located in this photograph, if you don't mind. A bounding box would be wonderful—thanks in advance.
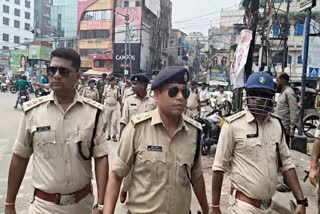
[14,0,20,5]
[14,20,20,28]
[25,23,30,30]
[295,22,304,36]
[221,57,227,66]
[298,55,303,64]
[80,30,110,39]
[79,49,106,57]
[25,0,30,8]
[124,1,129,7]
[213,56,218,66]
[2,34,9,42]
[25,12,30,19]
[14,8,20,17]
[83,10,111,21]
[3,5,9,13]
[14,36,20,44]
[3,17,9,26]
[135,1,141,7]
[3,46,9,50]
[288,55,292,64]
[94,59,105,68]
[273,23,280,36]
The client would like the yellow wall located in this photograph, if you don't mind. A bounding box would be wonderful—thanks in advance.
[81,58,91,68]
[78,40,112,49]
[87,0,112,11]
[79,20,112,31]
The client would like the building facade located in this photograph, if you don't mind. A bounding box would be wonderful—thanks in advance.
[78,0,114,72]
[34,0,53,39]
[0,0,34,50]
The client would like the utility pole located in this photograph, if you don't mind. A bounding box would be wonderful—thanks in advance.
[281,0,290,72]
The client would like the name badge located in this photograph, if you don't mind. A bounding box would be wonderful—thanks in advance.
[130,103,137,106]
[147,145,162,152]
[36,126,51,132]
[246,134,258,138]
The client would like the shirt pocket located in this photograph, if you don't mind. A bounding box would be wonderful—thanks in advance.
[141,151,166,184]
[33,131,57,159]
[67,129,93,160]
[247,139,262,162]
[177,152,194,186]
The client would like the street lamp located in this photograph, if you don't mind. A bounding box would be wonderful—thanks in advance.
[114,11,132,76]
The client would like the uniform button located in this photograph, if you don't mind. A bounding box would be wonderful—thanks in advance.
[67,180,71,184]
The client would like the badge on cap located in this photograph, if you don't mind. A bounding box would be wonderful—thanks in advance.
[259,77,266,84]
[184,72,188,82]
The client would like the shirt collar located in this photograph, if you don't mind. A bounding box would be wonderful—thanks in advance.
[48,90,84,105]
[150,108,189,131]
[245,109,271,123]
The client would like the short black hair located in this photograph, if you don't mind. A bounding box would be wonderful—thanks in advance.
[278,72,289,82]
[50,48,81,72]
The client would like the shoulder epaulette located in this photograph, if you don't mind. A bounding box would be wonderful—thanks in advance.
[225,111,246,124]
[130,112,152,126]
[83,97,103,110]
[23,96,49,112]
[183,115,202,130]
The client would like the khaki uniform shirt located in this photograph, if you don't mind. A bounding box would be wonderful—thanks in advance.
[275,86,298,132]
[187,90,199,109]
[216,92,227,106]
[81,86,99,102]
[212,110,295,200]
[199,89,209,106]
[112,109,203,214]
[103,85,120,105]
[77,82,86,95]
[13,92,109,194]
[122,87,134,104]
[120,94,156,125]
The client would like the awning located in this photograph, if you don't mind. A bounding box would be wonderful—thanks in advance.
[83,69,112,77]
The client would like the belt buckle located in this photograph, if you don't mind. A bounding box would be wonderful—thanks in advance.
[59,194,77,206]
[260,199,271,210]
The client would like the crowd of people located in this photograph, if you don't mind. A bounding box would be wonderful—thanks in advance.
[3,47,313,214]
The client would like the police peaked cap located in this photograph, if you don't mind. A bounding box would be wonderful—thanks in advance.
[245,72,275,93]
[130,74,149,84]
[88,79,96,84]
[151,66,189,90]
[108,76,116,81]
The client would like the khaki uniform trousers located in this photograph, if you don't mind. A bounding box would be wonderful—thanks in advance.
[227,193,272,214]
[28,193,94,214]
[105,103,119,136]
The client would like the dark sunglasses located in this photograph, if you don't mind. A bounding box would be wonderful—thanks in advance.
[167,87,190,99]
[47,66,73,78]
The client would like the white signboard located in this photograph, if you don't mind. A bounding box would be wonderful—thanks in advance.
[145,0,160,17]
[300,0,316,12]
[230,30,253,89]
[307,19,320,77]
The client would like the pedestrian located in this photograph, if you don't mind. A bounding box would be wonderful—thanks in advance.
[121,80,134,104]
[102,76,121,142]
[210,72,306,214]
[215,85,228,116]
[275,72,299,192]
[118,73,157,203]
[77,76,87,94]
[186,80,200,118]
[5,48,109,214]
[309,127,320,213]
[104,66,209,214]
[81,79,99,102]
[199,82,210,117]
[97,73,108,103]
[13,74,29,109]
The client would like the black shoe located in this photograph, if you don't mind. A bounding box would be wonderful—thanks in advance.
[276,184,291,192]
[112,136,117,142]
[106,136,111,141]
[14,106,17,109]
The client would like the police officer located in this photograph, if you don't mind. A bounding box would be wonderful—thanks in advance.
[97,73,108,103]
[81,79,99,102]
[210,72,306,214]
[77,76,87,94]
[199,82,210,117]
[102,76,121,142]
[186,80,200,118]
[5,48,109,214]
[118,73,157,203]
[104,66,209,214]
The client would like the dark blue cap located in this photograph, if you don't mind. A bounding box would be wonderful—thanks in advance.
[130,74,149,84]
[191,80,198,86]
[108,76,116,81]
[88,79,96,84]
[151,66,189,90]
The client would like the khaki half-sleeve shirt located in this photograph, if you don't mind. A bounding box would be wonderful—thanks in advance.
[13,91,108,194]
[212,110,295,200]
[112,109,203,214]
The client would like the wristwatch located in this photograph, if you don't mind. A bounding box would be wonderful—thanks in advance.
[93,203,104,212]
[296,198,308,207]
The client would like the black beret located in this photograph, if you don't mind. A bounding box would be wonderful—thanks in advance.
[108,76,116,81]
[88,79,96,84]
[130,74,149,84]
[151,66,189,90]
[102,73,107,77]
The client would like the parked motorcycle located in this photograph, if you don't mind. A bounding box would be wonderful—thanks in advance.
[196,109,224,155]
[8,79,17,94]
[35,88,50,97]
[19,90,30,106]
[0,83,7,92]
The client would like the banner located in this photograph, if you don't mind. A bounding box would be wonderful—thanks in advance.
[29,45,52,61]
[10,50,27,74]
[307,19,320,77]
[115,7,141,44]
[230,30,252,89]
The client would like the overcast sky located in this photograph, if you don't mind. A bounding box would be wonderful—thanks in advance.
[172,0,241,36]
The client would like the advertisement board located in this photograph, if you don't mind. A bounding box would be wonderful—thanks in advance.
[300,0,316,12]
[113,43,141,77]
[28,45,52,61]
[115,7,141,44]
[10,50,27,74]
[145,0,160,17]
